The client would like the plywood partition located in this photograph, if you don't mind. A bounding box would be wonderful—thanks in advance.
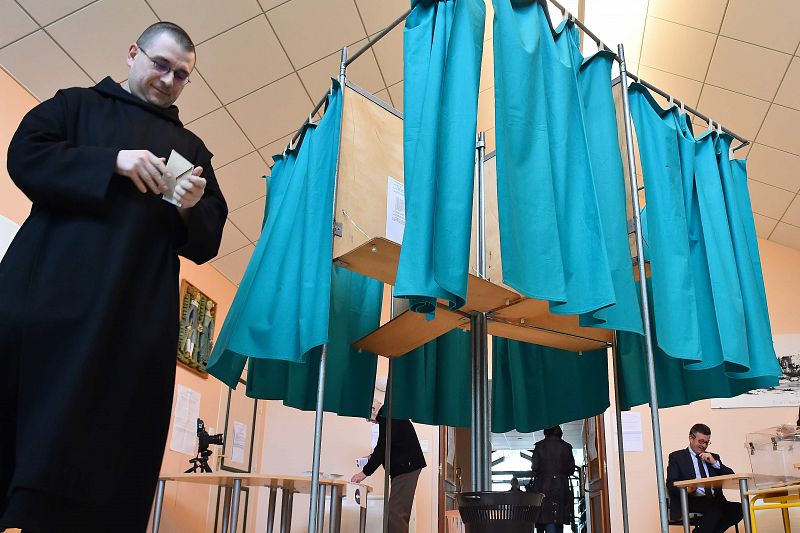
[333,84,404,260]
[469,154,504,286]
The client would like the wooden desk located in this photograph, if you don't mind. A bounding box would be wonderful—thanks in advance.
[153,473,372,533]
[673,474,753,533]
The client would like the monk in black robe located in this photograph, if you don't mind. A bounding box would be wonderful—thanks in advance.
[0,22,227,532]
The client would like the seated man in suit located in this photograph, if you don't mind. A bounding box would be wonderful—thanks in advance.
[667,423,743,533]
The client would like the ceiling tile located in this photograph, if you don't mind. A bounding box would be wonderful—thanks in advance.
[705,37,791,101]
[176,68,221,123]
[696,85,769,140]
[268,0,366,68]
[584,0,647,66]
[783,195,800,227]
[647,0,727,33]
[186,108,253,166]
[484,127,496,154]
[371,23,403,87]
[477,87,494,134]
[196,15,292,104]
[0,30,93,100]
[770,222,800,250]
[227,74,312,149]
[757,104,800,155]
[355,0,409,35]
[258,0,288,11]
[746,144,800,192]
[640,17,716,81]
[299,38,383,96]
[217,219,250,258]
[229,196,267,241]
[374,88,390,105]
[257,132,293,168]
[753,213,778,238]
[747,179,795,219]
[721,0,800,54]
[387,81,403,112]
[775,57,800,111]
[147,0,262,44]
[47,0,158,82]
[636,66,703,108]
[212,243,254,285]
[17,0,94,26]
[484,0,492,41]
[215,151,269,210]
[0,1,38,48]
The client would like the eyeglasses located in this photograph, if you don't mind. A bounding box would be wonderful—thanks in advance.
[138,46,191,85]
[691,435,711,446]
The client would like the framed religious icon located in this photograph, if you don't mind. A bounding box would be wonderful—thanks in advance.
[177,280,216,377]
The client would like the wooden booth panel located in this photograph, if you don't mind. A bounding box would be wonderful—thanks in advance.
[491,298,613,344]
[487,320,608,353]
[333,84,404,260]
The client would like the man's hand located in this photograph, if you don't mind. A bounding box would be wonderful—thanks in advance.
[699,452,715,464]
[174,166,206,208]
[687,485,697,494]
[115,150,169,194]
[351,471,367,484]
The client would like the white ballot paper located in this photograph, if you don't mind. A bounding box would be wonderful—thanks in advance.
[170,384,201,456]
[163,150,193,207]
[386,176,405,244]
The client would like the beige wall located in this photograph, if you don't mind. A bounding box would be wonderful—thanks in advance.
[606,239,800,532]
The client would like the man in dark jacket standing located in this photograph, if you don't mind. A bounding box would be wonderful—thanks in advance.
[351,404,426,533]
[530,425,575,533]
[0,21,226,532]
[666,423,743,533]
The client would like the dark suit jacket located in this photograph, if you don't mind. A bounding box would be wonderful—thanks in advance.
[363,415,426,479]
[666,448,734,519]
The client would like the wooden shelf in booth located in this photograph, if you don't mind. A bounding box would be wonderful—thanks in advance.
[490,298,612,344]
[333,237,523,313]
[487,319,609,353]
[352,306,469,357]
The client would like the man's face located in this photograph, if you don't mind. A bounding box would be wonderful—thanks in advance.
[689,432,711,455]
[126,32,195,108]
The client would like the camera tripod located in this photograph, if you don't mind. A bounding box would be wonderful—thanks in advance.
[185,449,214,473]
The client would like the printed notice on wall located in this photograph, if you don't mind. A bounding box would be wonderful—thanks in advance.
[621,411,643,452]
[231,421,247,464]
[170,385,201,456]
[386,176,405,244]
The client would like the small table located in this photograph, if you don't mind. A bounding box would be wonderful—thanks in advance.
[744,480,800,533]
[153,473,372,533]
[673,473,753,533]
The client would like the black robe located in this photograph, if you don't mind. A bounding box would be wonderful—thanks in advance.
[0,77,227,532]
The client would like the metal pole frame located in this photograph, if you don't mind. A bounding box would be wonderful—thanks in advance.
[610,333,631,533]
[308,46,348,533]
[383,358,393,533]
[470,132,491,492]
[616,43,669,533]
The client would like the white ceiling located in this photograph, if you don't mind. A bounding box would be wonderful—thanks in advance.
[1,0,799,285]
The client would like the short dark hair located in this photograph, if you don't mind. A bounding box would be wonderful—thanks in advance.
[137,22,195,54]
[544,425,563,439]
[690,423,711,437]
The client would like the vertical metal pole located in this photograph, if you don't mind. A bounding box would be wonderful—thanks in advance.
[329,484,342,533]
[679,487,690,533]
[739,478,753,533]
[470,132,491,492]
[617,43,669,533]
[267,487,277,533]
[229,478,242,533]
[221,486,232,533]
[317,484,327,533]
[383,359,393,533]
[610,334,630,533]
[152,479,166,533]
[309,45,348,533]
[280,489,291,533]
[359,493,368,533]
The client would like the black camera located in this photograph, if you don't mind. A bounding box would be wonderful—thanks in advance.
[186,418,224,474]
[197,418,224,451]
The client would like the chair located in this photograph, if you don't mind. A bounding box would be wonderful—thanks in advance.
[445,509,465,533]
[667,492,739,532]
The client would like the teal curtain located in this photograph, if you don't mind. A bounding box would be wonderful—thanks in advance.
[394,0,485,315]
[390,328,472,427]
[207,81,342,369]
[244,266,383,418]
[492,337,609,433]
[617,281,779,410]
[493,0,627,320]
[629,83,779,378]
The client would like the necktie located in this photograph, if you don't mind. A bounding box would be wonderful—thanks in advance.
[695,454,707,478]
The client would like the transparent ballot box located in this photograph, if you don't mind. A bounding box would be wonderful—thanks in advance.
[746,425,800,487]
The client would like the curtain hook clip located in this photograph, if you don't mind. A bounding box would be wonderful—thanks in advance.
[679,100,685,114]
[668,95,674,108]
